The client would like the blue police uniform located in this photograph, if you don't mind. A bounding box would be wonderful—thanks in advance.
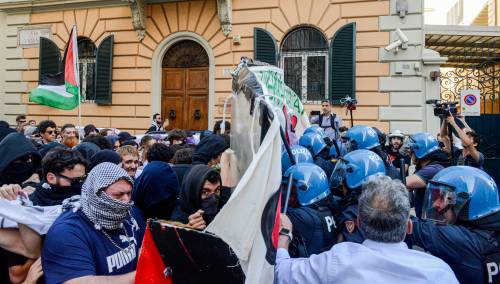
[314,156,335,178]
[410,217,498,284]
[287,205,338,257]
[338,203,366,244]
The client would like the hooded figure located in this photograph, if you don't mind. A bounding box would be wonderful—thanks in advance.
[39,142,66,159]
[132,161,180,220]
[105,135,120,149]
[89,150,121,170]
[192,134,229,165]
[0,125,16,143]
[74,142,101,162]
[0,133,41,186]
[171,164,223,225]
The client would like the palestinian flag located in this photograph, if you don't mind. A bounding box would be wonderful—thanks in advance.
[29,26,80,110]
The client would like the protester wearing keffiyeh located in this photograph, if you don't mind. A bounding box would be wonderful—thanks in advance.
[80,162,134,230]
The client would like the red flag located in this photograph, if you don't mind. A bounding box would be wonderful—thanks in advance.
[271,192,282,249]
[135,224,172,284]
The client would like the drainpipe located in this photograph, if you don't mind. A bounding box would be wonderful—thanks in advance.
[422,48,448,135]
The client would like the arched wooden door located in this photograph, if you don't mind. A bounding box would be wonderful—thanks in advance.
[162,40,209,131]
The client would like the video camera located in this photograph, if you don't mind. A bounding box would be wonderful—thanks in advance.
[340,96,358,111]
[425,99,458,118]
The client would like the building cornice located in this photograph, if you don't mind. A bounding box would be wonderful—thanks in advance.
[0,0,126,13]
[0,0,191,13]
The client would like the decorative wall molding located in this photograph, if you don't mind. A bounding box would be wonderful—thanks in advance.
[124,0,146,41]
[217,0,232,36]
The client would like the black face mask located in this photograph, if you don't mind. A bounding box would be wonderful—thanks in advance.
[34,181,83,206]
[50,181,83,197]
[201,194,219,223]
[3,161,35,185]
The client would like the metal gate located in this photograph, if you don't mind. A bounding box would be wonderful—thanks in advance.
[440,59,500,185]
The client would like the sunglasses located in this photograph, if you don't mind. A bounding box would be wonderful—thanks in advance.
[56,173,87,186]
[45,130,56,135]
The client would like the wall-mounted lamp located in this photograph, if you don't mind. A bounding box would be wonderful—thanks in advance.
[233,34,241,45]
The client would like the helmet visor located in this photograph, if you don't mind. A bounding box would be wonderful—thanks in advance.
[330,159,347,190]
[422,183,460,225]
[403,137,416,155]
[347,139,357,152]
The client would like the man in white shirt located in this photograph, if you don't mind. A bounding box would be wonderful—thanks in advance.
[275,176,458,284]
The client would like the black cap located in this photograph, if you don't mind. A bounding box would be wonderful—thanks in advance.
[117,131,136,142]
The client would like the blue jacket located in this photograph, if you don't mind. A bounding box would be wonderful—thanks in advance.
[287,205,338,257]
[410,217,499,284]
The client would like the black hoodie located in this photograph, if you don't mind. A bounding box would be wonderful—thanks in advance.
[0,133,41,186]
[132,161,180,220]
[0,126,16,143]
[192,134,229,165]
[171,164,222,224]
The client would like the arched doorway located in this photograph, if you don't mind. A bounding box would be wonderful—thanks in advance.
[162,40,209,130]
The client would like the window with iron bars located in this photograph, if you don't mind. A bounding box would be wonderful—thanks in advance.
[77,37,97,102]
[281,27,329,104]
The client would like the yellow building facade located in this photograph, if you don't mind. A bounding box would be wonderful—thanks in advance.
[0,0,414,134]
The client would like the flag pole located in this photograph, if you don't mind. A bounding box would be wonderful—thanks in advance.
[78,91,82,142]
[73,25,82,142]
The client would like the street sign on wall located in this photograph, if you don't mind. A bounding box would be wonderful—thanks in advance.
[460,89,481,116]
[18,26,52,48]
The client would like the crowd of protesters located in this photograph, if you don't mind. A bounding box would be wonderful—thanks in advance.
[0,114,231,283]
[0,103,497,284]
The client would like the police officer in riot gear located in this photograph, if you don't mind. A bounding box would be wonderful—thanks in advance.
[281,163,340,257]
[299,133,335,177]
[344,125,400,180]
[330,149,386,243]
[405,132,449,218]
[303,125,325,137]
[281,145,313,174]
[387,130,411,176]
[328,140,346,160]
[409,166,500,284]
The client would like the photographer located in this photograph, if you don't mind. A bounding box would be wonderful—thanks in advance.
[441,114,484,169]
[310,100,342,141]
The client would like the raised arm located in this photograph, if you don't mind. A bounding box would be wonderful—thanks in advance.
[439,119,451,154]
[0,228,38,259]
[18,225,42,259]
[447,116,481,163]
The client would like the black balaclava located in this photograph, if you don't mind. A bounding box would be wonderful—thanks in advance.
[0,133,41,186]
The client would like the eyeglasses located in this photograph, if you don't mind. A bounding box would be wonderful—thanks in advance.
[45,130,56,135]
[56,173,87,186]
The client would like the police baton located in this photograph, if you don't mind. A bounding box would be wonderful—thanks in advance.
[399,158,406,184]
[283,172,294,214]
[279,125,296,214]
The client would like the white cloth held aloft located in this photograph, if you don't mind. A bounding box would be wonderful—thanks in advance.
[0,198,61,235]
[207,115,283,284]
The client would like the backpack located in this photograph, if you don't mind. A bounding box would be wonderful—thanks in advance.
[318,113,337,130]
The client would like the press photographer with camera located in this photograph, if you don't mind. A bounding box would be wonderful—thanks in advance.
[441,114,484,169]
[427,99,483,169]
[310,100,343,141]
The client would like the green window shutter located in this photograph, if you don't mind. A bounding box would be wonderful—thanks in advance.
[329,23,356,105]
[254,28,278,66]
[38,37,62,84]
[94,35,114,105]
